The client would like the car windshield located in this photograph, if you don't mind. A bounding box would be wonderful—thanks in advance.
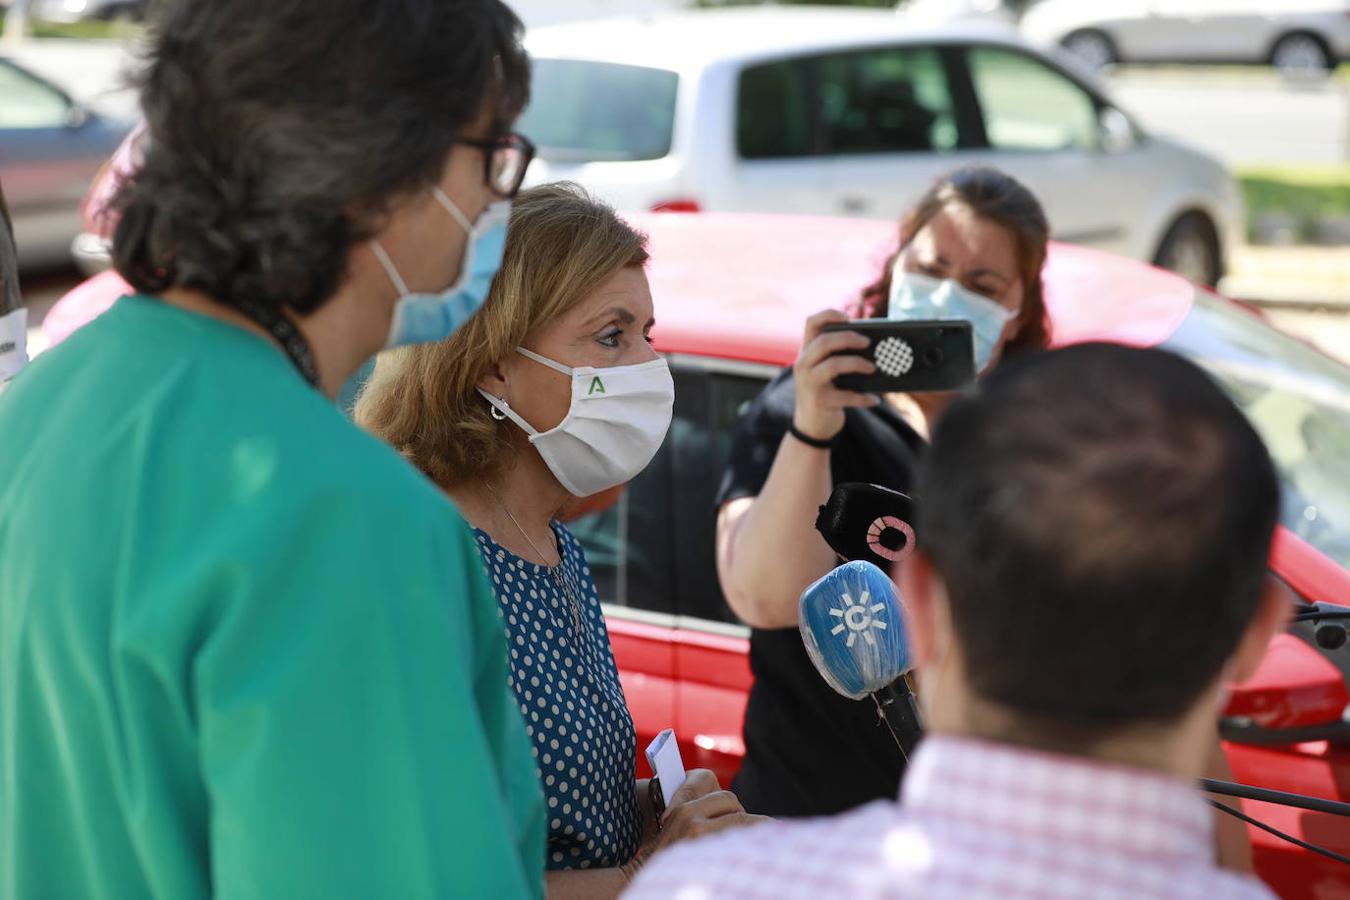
[517,58,678,163]
[1163,290,1350,568]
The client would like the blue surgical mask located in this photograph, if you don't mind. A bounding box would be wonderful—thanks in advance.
[887,269,1015,373]
[372,188,511,349]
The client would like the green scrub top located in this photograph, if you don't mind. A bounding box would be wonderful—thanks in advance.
[0,295,545,899]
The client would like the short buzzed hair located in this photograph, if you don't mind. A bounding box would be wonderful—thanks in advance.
[918,343,1280,730]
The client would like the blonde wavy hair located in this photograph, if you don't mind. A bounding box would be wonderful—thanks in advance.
[355,182,650,489]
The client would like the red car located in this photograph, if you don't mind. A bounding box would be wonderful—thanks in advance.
[41,213,1350,898]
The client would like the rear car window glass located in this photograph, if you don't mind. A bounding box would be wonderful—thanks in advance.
[967,46,1097,151]
[738,46,957,160]
[518,59,679,163]
[670,370,771,624]
[737,58,815,160]
[0,63,69,129]
[815,46,957,155]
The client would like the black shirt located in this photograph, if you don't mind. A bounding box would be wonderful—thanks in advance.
[716,369,926,818]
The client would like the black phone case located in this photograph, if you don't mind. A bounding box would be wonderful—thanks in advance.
[822,320,975,393]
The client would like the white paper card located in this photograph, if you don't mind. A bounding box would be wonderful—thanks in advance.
[0,307,29,383]
[645,728,686,808]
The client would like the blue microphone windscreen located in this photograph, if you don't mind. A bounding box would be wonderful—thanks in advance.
[799,560,911,700]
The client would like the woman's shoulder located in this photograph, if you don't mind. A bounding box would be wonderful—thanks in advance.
[737,368,797,434]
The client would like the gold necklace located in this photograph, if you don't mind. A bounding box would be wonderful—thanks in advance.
[483,482,586,641]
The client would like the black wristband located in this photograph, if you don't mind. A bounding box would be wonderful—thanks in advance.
[648,776,666,830]
[789,421,834,449]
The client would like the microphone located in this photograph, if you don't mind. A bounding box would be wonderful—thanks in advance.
[799,560,923,760]
[815,483,918,569]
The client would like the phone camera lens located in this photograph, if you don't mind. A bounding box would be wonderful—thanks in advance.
[923,347,944,367]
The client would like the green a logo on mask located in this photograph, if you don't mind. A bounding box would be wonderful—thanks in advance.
[588,376,606,396]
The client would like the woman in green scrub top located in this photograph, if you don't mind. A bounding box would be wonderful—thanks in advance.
[0,2,544,898]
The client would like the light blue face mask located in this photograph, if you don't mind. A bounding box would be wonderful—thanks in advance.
[372,188,511,349]
[886,268,1015,373]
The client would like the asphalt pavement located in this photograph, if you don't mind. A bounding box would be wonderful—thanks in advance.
[1106,67,1350,169]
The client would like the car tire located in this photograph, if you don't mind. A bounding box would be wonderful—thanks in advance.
[1271,31,1334,76]
[1061,29,1117,71]
[1153,212,1221,287]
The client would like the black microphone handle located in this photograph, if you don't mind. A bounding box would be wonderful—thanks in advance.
[871,677,923,763]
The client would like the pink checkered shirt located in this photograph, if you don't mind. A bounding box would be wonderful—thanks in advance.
[624,735,1275,900]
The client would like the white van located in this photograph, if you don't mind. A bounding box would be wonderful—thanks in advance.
[520,7,1243,284]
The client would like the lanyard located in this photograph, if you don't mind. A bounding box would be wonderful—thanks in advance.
[233,297,320,389]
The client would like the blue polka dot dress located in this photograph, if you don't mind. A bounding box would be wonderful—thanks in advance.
[473,522,644,871]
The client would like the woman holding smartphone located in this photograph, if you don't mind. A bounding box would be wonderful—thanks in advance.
[714,166,1052,818]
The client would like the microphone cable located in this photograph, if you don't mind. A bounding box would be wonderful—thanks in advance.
[1202,778,1350,867]
[1208,801,1350,867]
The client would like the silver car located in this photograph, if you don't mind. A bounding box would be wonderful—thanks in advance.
[1022,0,1350,74]
[0,56,130,270]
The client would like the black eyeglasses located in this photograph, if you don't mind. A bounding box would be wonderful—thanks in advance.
[455,132,536,199]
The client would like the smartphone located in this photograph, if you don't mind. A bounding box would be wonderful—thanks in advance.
[822,319,975,393]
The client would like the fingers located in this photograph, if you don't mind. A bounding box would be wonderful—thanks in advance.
[683,811,767,840]
[812,353,875,383]
[798,329,870,374]
[668,769,720,806]
[822,389,880,408]
[663,789,744,830]
[801,308,850,345]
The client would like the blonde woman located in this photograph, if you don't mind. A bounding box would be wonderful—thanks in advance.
[356,183,761,898]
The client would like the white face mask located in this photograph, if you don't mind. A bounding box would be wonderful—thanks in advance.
[478,347,674,497]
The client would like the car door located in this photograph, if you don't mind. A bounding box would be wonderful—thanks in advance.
[1145,0,1267,62]
[956,44,1142,259]
[0,60,99,266]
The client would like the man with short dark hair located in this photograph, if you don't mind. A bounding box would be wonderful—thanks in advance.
[628,343,1284,899]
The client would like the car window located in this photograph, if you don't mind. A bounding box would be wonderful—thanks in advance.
[738,46,957,160]
[815,47,957,156]
[670,367,771,625]
[518,59,678,163]
[966,47,1097,152]
[737,58,815,160]
[570,362,770,624]
[1162,291,1350,568]
[0,62,70,129]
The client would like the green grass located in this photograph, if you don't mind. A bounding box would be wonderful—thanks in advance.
[0,14,131,40]
[1238,166,1350,242]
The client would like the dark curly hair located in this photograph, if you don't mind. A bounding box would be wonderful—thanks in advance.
[112,0,529,316]
[855,167,1051,357]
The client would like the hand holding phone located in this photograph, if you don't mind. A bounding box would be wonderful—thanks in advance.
[790,310,884,443]
[821,319,975,394]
